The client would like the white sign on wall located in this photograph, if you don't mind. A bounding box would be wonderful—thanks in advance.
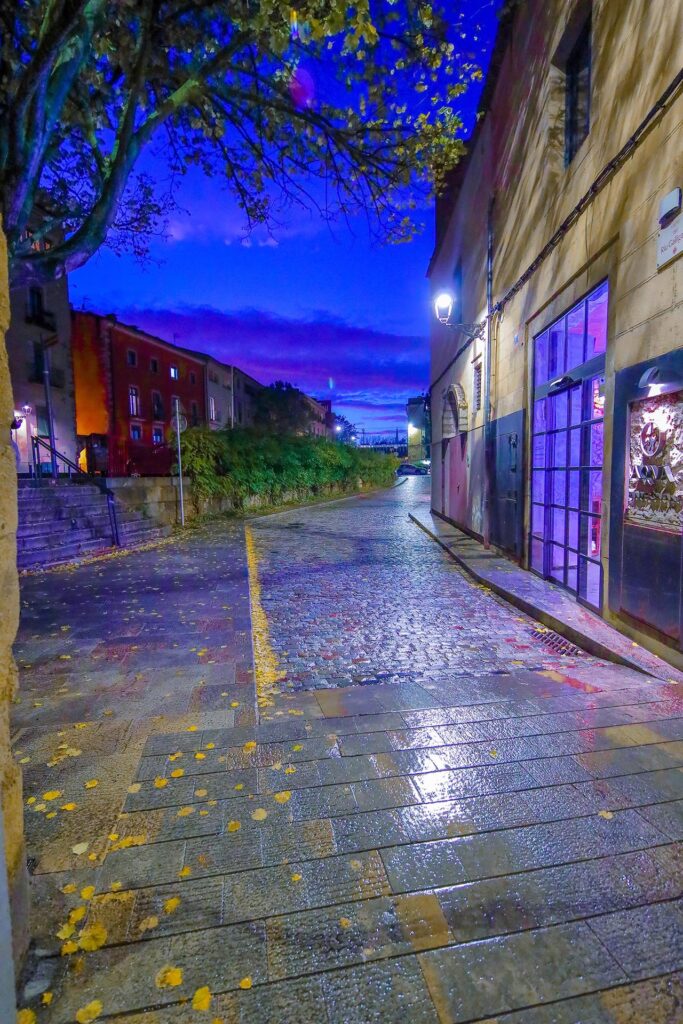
[657,210,683,270]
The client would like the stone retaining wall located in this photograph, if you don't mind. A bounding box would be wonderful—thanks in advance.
[107,476,367,525]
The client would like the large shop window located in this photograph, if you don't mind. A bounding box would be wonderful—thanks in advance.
[530,280,607,610]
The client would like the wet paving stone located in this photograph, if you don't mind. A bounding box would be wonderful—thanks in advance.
[587,900,683,979]
[322,955,440,1023]
[479,972,682,1023]
[44,921,268,1023]
[16,483,683,1023]
[381,809,667,891]
[419,921,626,1021]
[437,847,681,942]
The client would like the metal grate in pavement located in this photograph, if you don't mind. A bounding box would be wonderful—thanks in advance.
[528,625,584,657]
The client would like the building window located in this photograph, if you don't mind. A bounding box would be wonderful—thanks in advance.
[127,349,137,367]
[190,371,196,385]
[150,357,159,373]
[209,396,217,421]
[170,365,179,380]
[473,362,483,412]
[28,286,44,319]
[128,385,140,417]
[151,390,164,420]
[130,423,142,441]
[452,261,463,324]
[191,401,199,426]
[565,16,591,165]
[152,426,163,445]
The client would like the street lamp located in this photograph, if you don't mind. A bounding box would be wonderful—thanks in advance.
[433,291,486,340]
[334,424,342,433]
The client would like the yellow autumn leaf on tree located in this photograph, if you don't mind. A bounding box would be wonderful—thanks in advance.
[155,964,183,988]
[78,922,108,951]
[75,999,103,1023]
[192,986,212,1011]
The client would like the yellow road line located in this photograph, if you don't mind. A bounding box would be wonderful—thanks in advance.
[244,524,285,709]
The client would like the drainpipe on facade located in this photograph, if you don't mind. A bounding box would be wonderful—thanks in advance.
[482,196,495,548]
[231,366,235,428]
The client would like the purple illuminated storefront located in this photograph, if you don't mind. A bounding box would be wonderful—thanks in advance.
[530,281,608,611]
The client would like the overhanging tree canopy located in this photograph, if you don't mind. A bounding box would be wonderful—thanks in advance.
[1,0,482,285]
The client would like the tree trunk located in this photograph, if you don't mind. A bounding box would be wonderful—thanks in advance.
[0,217,28,973]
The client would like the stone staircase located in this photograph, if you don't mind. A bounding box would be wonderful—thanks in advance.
[17,479,172,570]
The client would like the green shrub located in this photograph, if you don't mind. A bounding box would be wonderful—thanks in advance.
[179,428,398,507]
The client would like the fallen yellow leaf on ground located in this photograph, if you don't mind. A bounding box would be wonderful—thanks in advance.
[251,808,268,821]
[43,790,62,801]
[61,882,76,894]
[78,922,108,951]
[239,977,252,990]
[178,866,192,878]
[75,999,103,1022]
[274,791,291,804]
[192,986,212,1011]
[243,741,257,753]
[138,916,159,933]
[291,873,302,883]
[69,906,87,924]
[154,777,168,789]
[196,788,208,798]
[84,779,99,789]
[42,991,53,1004]
[17,1009,37,1024]
[164,897,180,914]
[61,939,78,955]
[155,965,183,988]
[170,768,185,778]
[57,922,75,940]
[177,806,195,817]
[227,820,241,832]
[127,783,141,794]
[81,886,95,900]
[61,802,77,811]
[598,809,614,819]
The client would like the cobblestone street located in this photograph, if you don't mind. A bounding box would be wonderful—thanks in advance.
[14,480,683,1023]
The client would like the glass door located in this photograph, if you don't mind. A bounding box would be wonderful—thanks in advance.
[530,282,608,611]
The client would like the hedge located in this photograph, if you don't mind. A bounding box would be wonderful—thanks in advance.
[179,427,398,506]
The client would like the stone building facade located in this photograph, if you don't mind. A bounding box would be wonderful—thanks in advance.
[6,247,77,474]
[429,0,683,668]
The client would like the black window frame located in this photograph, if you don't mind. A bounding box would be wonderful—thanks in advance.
[565,16,591,166]
[127,348,137,367]
[150,357,159,374]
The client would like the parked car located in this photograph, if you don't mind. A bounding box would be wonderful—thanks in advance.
[396,463,429,476]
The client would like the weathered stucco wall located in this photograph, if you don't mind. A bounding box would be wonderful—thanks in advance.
[0,222,28,968]
[430,0,683,665]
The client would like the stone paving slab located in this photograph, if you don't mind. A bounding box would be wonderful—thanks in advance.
[15,483,683,1023]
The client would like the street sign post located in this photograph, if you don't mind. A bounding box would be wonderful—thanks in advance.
[174,398,187,527]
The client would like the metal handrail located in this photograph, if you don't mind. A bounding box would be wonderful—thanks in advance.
[30,436,120,547]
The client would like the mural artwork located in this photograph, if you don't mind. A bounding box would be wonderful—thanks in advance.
[626,390,683,534]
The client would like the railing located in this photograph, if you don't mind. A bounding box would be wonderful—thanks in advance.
[30,436,120,547]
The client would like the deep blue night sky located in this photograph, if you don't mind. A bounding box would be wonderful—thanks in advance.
[69,4,502,431]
